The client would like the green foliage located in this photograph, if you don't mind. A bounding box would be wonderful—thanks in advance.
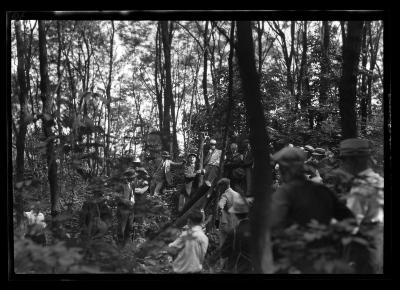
[272,219,374,274]
[14,234,100,274]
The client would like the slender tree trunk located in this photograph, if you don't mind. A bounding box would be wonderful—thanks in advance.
[339,21,364,139]
[155,23,163,131]
[317,21,331,127]
[360,22,369,135]
[161,21,172,152]
[297,22,313,129]
[105,21,114,176]
[367,21,383,119]
[202,21,210,112]
[38,20,59,218]
[56,21,64,195]
[14,20,29,227]
[257,21,264,76]
[236,21,274,274]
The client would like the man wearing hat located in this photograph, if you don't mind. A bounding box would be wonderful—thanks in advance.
[220,193,253,273]
[203,139,222,186]
[152,151,185,196]
[178,151,201,212]
[116,168,136,246]
[269,146,354,229]
[326,138,384,273]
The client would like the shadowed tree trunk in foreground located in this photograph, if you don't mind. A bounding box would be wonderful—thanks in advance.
[38,20,59,218]
[14,20,29,227]
[236,21,274,274]
[339,21,364,139]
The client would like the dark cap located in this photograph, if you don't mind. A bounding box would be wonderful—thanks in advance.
[123,168,136,176]
[187,152,198,158]
[339,138,371,157]
[272,146,306,166]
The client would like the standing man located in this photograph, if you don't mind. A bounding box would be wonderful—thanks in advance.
[216,178,242,247]
[220,195,253,273]
[152,151,185,196]
[269,146,354,229]
[203,139,222,187]
[116,168,136,247]
[178,152,201,212]
[328,138,384,273]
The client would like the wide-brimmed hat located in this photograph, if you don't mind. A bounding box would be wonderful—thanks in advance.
[161,151,171,158]
[339,138,371,157]
[209,139,217,145]
[272,146,306,167]
[228,196,249,214]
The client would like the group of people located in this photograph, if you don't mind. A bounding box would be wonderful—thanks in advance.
[166,137,384,274]
[20,136,384,275]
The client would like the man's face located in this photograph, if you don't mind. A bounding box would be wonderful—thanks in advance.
[210,144,216,150]
[230,144,237,153]
[189,155,196,163]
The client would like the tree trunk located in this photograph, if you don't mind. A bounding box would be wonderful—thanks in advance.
[38,20,59,218]
[155,23,163,131]
[297,22,313,129]
[339,21,364,139]
[14,20,29,227]
[161,21,172,152]
[360,22,369,135]
[367,21,383,119]
[317,21,330,127]
[202,21,210,112]
[105,21,115,176]
[257,21,264,76]
[236,21,274,274]
[211,21,236,231]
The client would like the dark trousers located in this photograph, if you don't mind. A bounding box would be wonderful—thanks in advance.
[117,205,134,246]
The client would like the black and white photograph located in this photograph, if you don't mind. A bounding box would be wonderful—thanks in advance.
[7,10,390,277]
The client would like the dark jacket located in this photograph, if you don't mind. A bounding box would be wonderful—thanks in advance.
[221,218,254,273]
[270,177,354,229]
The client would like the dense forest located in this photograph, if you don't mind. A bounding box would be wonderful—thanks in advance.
[10,19,385,274]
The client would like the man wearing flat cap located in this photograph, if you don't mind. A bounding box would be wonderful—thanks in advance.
[269,146,354,229]
[326,138,384,273]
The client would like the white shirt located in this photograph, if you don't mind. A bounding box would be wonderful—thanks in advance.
[24,210,46,229]
[168,225,209,273]
[218,188,241,232]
